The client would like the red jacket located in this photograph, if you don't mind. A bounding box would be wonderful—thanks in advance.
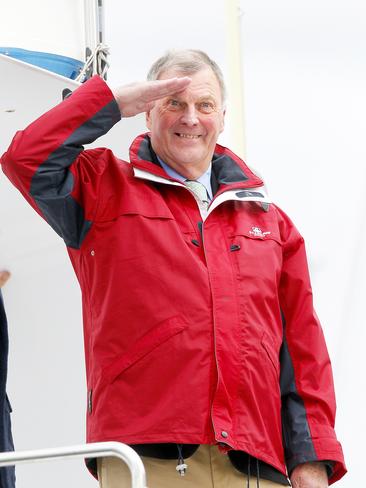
[1,76,346,483]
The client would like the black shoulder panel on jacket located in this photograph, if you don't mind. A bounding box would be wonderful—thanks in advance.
[30,100,119,249]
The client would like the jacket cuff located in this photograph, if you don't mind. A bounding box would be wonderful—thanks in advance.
[286,441,346,485]
[287,460,333,478]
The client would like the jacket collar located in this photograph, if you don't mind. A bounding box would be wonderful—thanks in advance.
[129,133,271,214]
[129,133,263,191]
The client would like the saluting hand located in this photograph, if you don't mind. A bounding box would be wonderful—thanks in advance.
[111,77,191,118]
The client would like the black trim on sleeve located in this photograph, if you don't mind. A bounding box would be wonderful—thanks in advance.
[280,314,318,474]
[30,100,120,249]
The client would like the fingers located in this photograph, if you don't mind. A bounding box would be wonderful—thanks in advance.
[144,77,191,102]
[111,76,191,118]
[0,270,11,288]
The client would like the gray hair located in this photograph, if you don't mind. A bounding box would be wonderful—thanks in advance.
[147,49,227,103]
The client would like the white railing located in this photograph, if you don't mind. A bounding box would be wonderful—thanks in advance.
[0,441,147,488]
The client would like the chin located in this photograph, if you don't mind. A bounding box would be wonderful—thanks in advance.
[172,150,203,164]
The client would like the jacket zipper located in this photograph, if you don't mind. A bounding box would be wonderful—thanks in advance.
[201,220,232,447]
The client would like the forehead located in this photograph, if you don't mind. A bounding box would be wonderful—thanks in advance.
[158,67,222,100]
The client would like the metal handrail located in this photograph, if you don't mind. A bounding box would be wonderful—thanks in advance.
[0,441,147,488]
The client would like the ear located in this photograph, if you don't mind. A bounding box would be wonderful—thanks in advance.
[219,108,226,133]
[146,110,151,130]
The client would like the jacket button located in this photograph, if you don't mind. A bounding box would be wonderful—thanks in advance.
[90,250,95,256]
[221,431,228,438]
[230,244,241,252]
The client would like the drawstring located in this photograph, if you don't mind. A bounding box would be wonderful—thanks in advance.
[246,455,260,488]
[247,455,251,488]
[175,446,261,484]
[176,444,188,476]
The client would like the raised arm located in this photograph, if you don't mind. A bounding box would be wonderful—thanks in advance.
[1,75,191,248]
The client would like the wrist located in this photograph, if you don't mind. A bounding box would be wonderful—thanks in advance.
[291,462,328,488]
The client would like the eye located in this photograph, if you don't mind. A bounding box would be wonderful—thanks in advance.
[166,99,181,110]
[197,101,215,114]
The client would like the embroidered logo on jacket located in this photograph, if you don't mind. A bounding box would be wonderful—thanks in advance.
[249,226,271,238]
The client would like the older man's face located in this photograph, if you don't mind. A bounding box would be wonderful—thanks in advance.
[146,67,225,178]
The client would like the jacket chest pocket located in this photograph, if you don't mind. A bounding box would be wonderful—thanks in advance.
[230,231,283,286]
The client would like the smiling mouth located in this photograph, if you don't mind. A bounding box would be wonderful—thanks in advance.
[175,133,201,139]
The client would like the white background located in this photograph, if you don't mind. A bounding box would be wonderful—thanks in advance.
[1,0,365,486]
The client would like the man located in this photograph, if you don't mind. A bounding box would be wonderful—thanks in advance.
[0,271,15,488]
[1,50,346,487]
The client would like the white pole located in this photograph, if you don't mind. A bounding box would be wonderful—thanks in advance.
[225,0,246,159]
[84,0,104,58]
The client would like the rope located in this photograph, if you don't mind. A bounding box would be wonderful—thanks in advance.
[75,43,110,82]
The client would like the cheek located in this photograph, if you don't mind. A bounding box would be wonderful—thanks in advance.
[206,120,223,139]
[155,112,177,132]
[202,114,224,135]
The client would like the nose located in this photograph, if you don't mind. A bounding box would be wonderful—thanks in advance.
[180,104,199,126]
